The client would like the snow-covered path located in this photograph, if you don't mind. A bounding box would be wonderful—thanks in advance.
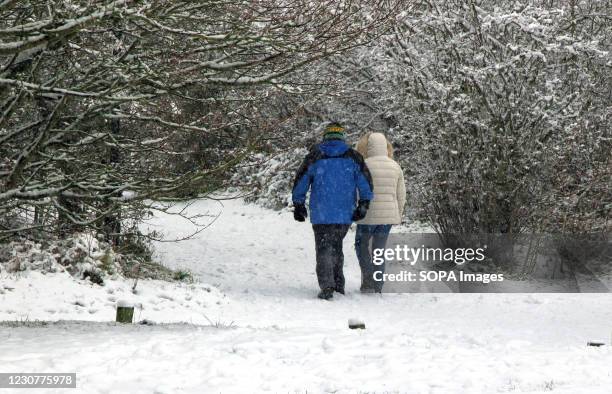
[1,198,612,393]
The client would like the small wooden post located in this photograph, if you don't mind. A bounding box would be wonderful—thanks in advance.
[348,318,365,330]
[116,301,134,323]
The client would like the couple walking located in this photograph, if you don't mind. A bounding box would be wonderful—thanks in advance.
[292,122,406,300]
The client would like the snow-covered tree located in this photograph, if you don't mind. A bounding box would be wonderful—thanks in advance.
[0,0,400,240]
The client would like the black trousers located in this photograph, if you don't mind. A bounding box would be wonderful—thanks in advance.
[312,224,350,291]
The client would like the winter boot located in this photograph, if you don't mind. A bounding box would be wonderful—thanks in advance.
[334,286,345,295]
[317,288,334,300]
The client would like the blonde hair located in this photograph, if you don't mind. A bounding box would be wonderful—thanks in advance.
[355,132,394,159]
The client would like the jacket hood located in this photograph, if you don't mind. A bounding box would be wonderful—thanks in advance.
[319,139,350,157]
[367,133,389,158]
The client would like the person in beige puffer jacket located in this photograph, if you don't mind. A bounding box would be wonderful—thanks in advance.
[354,132,406,293]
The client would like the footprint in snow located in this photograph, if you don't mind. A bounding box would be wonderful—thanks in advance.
[322,337,334,353]
[524,295,542,304]
[158,293,174,301]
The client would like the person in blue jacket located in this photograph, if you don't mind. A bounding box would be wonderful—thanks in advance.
[292,122,374,300]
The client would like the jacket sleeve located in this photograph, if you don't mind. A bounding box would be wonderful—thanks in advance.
[291,148,317,204]
[349,149,374,201]
[397,166,406,216]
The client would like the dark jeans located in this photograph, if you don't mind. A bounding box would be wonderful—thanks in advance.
[312,224,350,291]
[355,224,392,292]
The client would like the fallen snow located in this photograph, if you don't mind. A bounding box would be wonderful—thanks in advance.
[0,271,226,324]
[1,198,612,393]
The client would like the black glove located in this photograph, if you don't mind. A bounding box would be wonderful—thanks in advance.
[352,199,370,221]
[293,203,307,222]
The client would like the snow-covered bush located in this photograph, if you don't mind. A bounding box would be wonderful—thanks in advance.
[379,0,611,237]
[232,148,308,210]
[0,233,121,280]
[0,231,186,284]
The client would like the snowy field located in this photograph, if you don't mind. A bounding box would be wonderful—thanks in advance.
[1,198,612,393]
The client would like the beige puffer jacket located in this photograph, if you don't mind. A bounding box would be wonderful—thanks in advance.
[358,133,406,225]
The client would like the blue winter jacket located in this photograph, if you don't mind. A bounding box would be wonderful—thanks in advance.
[292,139,374,224]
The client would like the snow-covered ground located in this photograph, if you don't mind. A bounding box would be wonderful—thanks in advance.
[1,198,612,393]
